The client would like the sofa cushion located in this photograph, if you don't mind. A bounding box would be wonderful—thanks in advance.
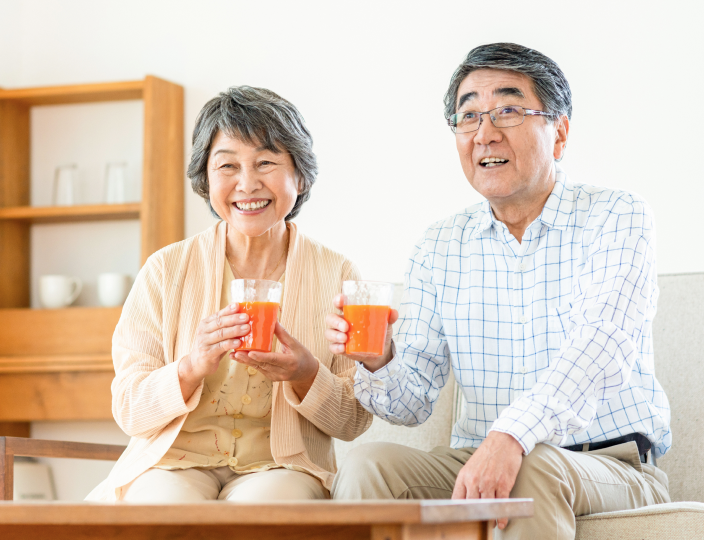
[575,502,704,540]
[653,273,704,503]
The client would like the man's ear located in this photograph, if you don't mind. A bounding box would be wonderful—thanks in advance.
[554,115,569,161]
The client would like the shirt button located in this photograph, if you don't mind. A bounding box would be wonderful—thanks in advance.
[233,413,244,419]
[519,315,527,324]
[247,366,258,376]
[520,366,527,374]
[231,429,243,438]
[241,394,252,405]
[228,457,239,467]
[519,262,527,271]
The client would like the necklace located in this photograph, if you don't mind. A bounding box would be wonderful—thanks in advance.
[226,227,289,281]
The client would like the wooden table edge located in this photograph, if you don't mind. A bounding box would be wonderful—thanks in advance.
[0,499,533,525]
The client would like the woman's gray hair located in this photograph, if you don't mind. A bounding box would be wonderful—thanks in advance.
[443,43,572,122]
[188,86,317,220]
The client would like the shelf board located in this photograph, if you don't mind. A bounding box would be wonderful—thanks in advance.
[0,203,141,223]
[0,354,113,374]
[0,306,121,357]
[0,79,144,106]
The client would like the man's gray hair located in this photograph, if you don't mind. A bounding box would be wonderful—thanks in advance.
[443,43,572,121]
[188,86,317,220]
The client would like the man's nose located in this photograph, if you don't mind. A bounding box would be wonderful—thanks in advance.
[473,113,503,146]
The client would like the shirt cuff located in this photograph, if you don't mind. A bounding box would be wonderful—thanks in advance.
[489,397,558,455]
[354,342,401,391]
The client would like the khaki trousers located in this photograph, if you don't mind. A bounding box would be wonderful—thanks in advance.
[331,442,670,540]
[122,467,329,502]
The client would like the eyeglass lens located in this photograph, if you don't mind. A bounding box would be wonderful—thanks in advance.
[451,106,526,133]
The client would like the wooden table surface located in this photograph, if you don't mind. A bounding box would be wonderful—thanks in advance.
[0,499,533,540]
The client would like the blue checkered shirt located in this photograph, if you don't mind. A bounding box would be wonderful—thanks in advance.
[355,170,672,458]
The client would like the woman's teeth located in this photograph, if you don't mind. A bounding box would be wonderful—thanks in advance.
[235,200,270,210]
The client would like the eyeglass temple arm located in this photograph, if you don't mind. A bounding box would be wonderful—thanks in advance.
[525,109,556,117]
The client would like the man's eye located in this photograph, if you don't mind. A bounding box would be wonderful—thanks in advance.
[463,112,478,120]
[499,106,520,115]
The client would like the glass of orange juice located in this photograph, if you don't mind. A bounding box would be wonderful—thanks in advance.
[341,280,394,357]
[230,279,283,353]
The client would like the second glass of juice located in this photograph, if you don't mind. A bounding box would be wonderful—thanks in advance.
[342,280,394,357]
[230,279,283,353]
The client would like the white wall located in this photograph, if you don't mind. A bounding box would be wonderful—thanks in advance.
[2,0,703,500]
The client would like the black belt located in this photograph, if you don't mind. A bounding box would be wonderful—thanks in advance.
[562,433,652,464]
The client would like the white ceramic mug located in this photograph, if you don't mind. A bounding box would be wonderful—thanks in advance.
[97,273,131,307]
[39,275,82,309]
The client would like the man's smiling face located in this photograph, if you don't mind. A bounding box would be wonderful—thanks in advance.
[454,69,566,206]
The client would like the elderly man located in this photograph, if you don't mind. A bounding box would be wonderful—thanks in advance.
[325,43,671,539]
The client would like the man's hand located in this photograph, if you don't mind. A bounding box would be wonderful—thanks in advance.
[452,431,524,530]
[324,293,398,372]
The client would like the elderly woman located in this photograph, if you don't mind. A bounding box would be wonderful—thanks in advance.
[87,86,371,502]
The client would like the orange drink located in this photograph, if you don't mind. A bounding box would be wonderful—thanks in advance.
[343,304,390,356]
[230,279,283,353]
[237,301,279,352]
[341,280,394,357]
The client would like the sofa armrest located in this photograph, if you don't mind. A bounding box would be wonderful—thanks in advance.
[0,436,126,500]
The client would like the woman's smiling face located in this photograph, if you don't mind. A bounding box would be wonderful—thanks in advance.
[207,130,299,237]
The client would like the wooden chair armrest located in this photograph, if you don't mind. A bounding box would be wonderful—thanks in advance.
[0,436,126,500]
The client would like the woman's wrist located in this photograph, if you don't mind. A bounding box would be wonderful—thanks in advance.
[178,354,203,401]
[290,357,320,400]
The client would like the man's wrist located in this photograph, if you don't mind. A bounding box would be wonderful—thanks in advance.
[360,340,395,372]
[486,430,525,455]
[487,428,528,455]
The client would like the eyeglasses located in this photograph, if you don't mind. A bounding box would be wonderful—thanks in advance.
[448,105,556,134]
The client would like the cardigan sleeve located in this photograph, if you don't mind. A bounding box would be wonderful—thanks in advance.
[282,260,373,441]
[111,253,203,439]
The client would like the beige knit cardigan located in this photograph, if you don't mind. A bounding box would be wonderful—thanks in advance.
[86,221,371,501]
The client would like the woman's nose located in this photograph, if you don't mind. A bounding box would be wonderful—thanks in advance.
[236,167,262,193]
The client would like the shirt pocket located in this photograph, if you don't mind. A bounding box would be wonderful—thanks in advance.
[547,302,573,356]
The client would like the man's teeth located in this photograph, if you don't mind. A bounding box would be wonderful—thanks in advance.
[236,200,270,210]
[481,157,508,168]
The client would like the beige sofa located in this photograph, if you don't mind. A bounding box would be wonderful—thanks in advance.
[335,272,704,539]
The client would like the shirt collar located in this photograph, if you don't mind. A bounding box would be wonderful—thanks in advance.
[471,199,496,239]
[470,168,574,239]
[537,168,574,231]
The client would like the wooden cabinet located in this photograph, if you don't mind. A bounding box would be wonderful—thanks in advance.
[0,77,184,433]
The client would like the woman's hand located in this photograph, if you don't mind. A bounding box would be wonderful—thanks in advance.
[324,294,398,373]
[178,303,251,401]
[233,322,319,401]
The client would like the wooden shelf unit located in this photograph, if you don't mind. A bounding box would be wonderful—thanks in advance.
[0,203,141,224]
[0,77,185,429]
